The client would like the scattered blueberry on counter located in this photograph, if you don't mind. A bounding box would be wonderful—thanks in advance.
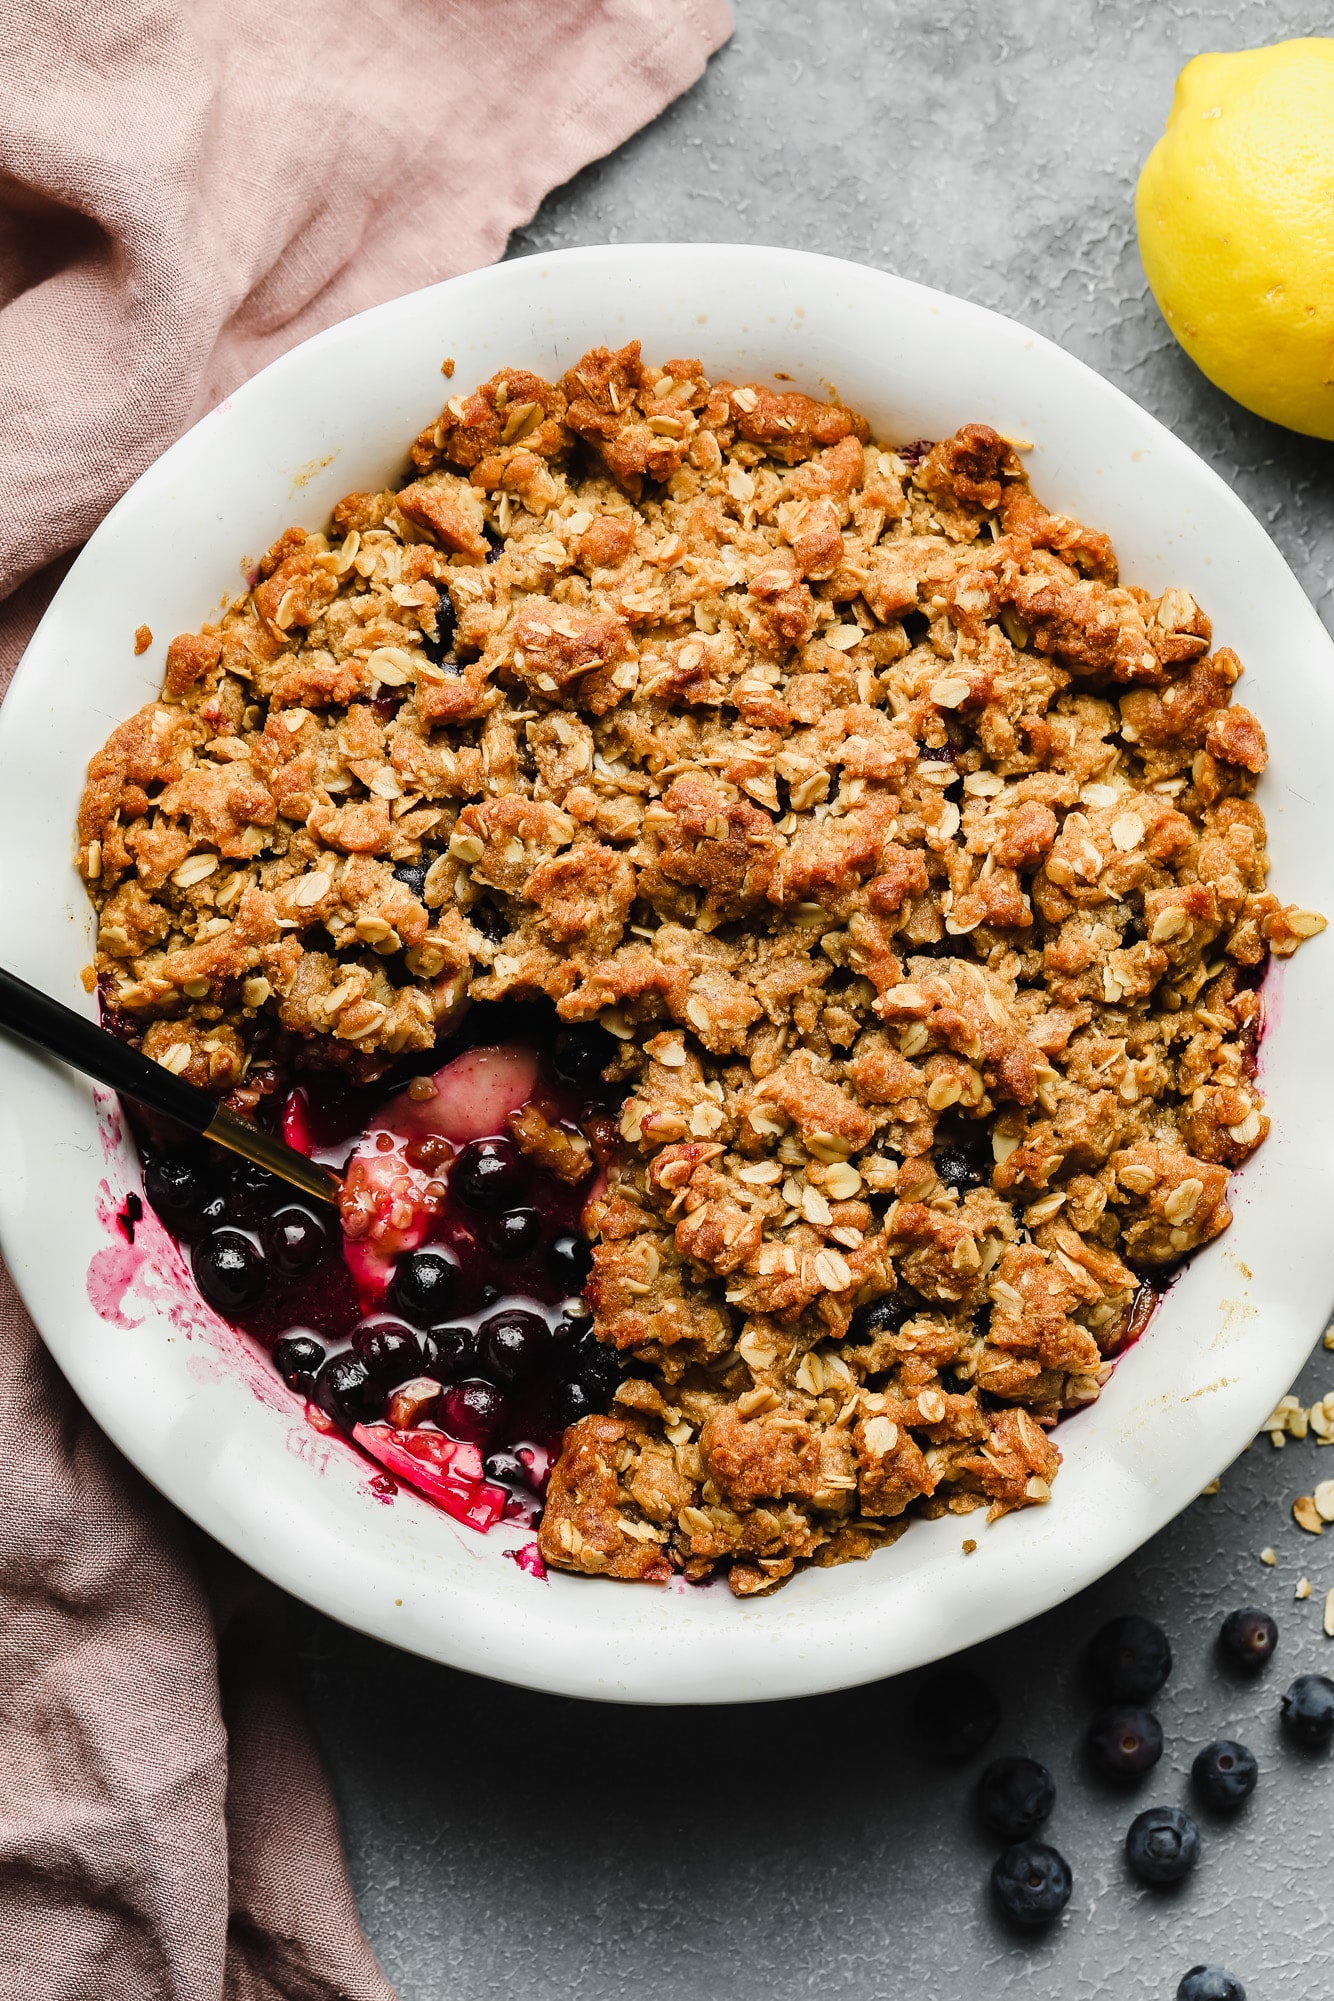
[1125,1805,1200,1886]
[1086,1704,1164,1780]
[1280,1672,1334,1747]
[1191,1740,1258,1811]
[1217,1607,1278,1674]
[1177,1967,1247,2001]
[975,1757,1056,1842]
[913,1667,1001,1761]
[1087,1614,1172,1703]
[990,1841,1072,1927]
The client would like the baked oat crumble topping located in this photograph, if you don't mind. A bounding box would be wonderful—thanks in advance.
[78,341,1324,1594]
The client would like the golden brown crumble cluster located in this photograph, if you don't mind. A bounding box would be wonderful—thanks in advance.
[78,342,1323,1596]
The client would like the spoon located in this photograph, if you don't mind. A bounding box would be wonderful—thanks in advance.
[0,962,340,1209]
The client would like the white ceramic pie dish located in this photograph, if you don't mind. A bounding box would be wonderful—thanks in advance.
[1,243,1331,1704]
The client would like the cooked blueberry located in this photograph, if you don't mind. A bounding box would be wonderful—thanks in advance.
[1125,1805,1200,1885]
[314,1351,374,1427]
[192,1230,266,1313]
[913,1667,1000,1761]
[552,1023,616,1088]
[548,1230,593,1291]
[453,1137,526,1211]
[1281,1672,1334,1747]
[484,1207,542,1259]
[549,1377,596,1427]
[976,1756,1055,1841]
[990,1841,1071,1927]
[390,1249,459,1326]
[932,1145,986,1192]
[226,1159,280,1222]
[261,1206,327,1275]
[479,1308,551,1384]
[420,593,457,663]
[1218,1607,1277,1674]
[571,1329,620,1401]
[422,1325,478,1381]
[352,1321,422,1382]
[392,860,429,899]
[1191,1739,1257,1811]
[272,1333,325,1393]
[1088,1615,1172,1702]
[144,1150,207,1222]
[1087,1705,1163,1779]
[199,1190,230,1230]
[467,900,508,943]
[1177,1968,1247,2001]
[848,1288,924,1344]
[483,523,504,562]
[483,1448,531,1489]
[440,1379,508,1444]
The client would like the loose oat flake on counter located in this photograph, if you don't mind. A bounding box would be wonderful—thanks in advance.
[77,341,1325,1595]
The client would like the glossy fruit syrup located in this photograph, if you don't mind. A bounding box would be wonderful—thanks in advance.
[136,1010,623,1533]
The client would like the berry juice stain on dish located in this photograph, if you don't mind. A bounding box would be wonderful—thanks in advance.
[136,1012,623,1535]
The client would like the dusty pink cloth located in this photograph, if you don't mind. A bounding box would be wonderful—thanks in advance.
[0,1,731,1995]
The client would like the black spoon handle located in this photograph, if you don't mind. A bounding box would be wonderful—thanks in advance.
[0,962,340,1208]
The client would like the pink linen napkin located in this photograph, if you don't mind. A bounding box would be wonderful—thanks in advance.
[0,1,731,1994]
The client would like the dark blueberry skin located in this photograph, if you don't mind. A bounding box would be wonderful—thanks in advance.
[990,1842,1072,1927]
[1087,1705,1163,1780]
[976,1756,1056,1842]
[483,1447,530,1488]
[261,1206,328,1276]
[570,1327,620,1403]
[420,592,458,664]
[352,1321,422,1383]
[422,1325,479,1382]
[314,1352,375,1427]
[483,1207,542,1259]
[1281,1673,1334,1747]
[272,1332,326,1394]
[453,1137,527,1212]
[548,1230,593,1292]
[144,1150,208,1225]
[548,1377,596,1427]
[552,1023,617,1088]
[440,1379,508,1445]
[390,1249,459,1327]
[225,1159,281,1224]
[913,1667,1001,1761]
[1177,1969,1247,2001]
[931,1127,990,1193]
[848,1288,926,1344]
[192,1230,266,1313]
[1218,1607,1278,1675]
[1191,1739,1257,1811]
[479,1308,552,1385]
[1125,1805,1200,1885]
[1087,1615,1173,1703]
[391,860,429,900]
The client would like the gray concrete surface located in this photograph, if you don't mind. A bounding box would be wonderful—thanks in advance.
[287,4,1334,1995]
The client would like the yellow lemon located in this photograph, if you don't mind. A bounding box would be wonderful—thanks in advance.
[1136,38,1334,439]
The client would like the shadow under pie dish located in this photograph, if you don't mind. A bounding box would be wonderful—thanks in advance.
[73,330,1322,1597]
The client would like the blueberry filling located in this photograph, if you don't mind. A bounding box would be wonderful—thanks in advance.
[136,1021,622,1535]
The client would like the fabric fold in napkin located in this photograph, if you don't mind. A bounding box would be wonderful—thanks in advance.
[0,1,732,1994]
